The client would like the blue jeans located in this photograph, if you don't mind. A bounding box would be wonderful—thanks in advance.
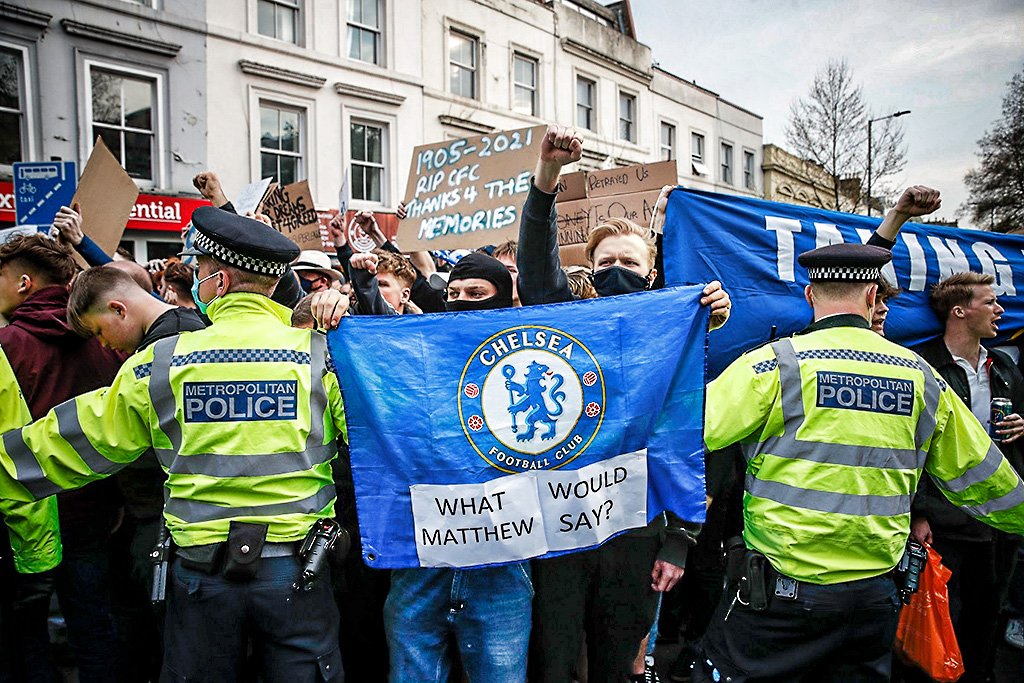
[384,564,533,683]
[162,555,342,682]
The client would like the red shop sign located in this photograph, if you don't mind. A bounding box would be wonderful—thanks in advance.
[0,181,209,232]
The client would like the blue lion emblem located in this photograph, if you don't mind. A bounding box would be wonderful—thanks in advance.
[503,361,566,442]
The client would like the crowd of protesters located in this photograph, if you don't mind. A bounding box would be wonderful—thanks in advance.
[0,123,1021,683]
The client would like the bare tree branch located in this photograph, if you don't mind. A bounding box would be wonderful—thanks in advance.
[785,59,907,213]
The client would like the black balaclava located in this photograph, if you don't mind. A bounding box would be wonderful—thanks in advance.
[445,252,514,312]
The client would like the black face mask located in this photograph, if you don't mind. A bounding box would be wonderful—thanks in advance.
[591,266,650,297]
[298,277,315,294]
[446,296,506,313]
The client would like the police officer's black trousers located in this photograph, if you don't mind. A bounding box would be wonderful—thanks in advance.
[693,572,901,683]
[161,555,342,682]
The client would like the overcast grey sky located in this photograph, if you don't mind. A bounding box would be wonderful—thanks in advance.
[629,0,1024,228]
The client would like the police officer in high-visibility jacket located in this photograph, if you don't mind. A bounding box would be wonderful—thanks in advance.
[695,244,1024,683]
[0,207,348,682]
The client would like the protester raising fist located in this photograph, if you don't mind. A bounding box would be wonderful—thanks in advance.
[192,170,229,207]
[874,185,942,242]
[534,125,584,193]
[892,185,942,218]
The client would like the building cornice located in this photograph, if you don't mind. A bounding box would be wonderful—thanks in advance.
[437,115,495,135]
[0,2,51,28]
[334,82,405,106]
[560,37,651,84]
[61,19,182,56]
[239,60,326,89]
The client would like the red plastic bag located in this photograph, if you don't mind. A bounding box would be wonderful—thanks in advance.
[894,545,964,682]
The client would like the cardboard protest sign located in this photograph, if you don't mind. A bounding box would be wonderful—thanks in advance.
[259,180,322,251]
[398,125,547,251]
[71,137,140,262]
[555,171,587,202]
[583,160,677,199]
[232,177,274,217]
[553,160,676,266]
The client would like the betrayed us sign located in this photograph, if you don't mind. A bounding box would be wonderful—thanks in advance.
[662,188,1024,377]
[328,286,709,569]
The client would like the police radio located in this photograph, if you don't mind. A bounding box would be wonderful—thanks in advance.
[895,540,928,604]
[293,518,350,591]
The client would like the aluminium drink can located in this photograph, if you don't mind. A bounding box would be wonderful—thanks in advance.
[991,397,1013,441]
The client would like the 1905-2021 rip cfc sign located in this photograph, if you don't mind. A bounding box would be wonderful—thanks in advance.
[459,325,605,473]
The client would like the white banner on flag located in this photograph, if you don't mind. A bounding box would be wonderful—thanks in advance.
[410,450,648,567]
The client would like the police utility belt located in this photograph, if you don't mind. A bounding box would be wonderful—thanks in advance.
[722,536,926,618]
[151,519,350,605]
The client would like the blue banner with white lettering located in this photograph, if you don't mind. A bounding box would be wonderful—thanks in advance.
[328,286,708,569]
[662,188,1024,377]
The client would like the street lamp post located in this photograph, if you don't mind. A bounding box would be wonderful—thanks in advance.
[866,110,911,216]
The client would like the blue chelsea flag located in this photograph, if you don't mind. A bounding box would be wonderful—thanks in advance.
[328,285,709,569]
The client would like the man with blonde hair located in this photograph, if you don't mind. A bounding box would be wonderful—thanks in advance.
[517,124,730,683]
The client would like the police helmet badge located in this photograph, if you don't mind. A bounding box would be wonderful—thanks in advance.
[459,325,605,473]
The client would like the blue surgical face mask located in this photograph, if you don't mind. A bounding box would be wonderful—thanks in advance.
[191,270,222,315]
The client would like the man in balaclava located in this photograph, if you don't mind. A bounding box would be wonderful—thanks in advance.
[382,252,532,682]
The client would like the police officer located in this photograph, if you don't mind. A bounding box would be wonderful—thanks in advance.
[0,207,347,682]
[696,243,1024,682]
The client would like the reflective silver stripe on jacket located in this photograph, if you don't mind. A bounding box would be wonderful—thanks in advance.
[1,429,61,499]
[53,400,125,476]
[939,441,1008,493]
[164,482,337,524]
[148,333,336,512]
[962,478,1024,517]
[745,338,939,517]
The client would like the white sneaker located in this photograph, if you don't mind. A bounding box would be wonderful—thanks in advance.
[1006,618,1024,649]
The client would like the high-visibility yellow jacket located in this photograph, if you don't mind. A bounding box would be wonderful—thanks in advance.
[706,315,1024,584]
[0,294,347,548]
[0,346,61,573]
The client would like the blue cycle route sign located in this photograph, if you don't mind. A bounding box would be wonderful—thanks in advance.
[13,161,77,228]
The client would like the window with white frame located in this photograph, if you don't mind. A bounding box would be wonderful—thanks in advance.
[351,120,386,203]
[259,103,304,185]
[348,0,382,65]
[512,53,538,116]
[720,142,733,184]
[743,150,756,190]
[618,91,636,142]
[258,0,300,44]
[690,132,708,175]
[691,132,704,162]
[89,66,158,180]
[448,30,478,99]
[576,76,595,130]
[660,122,675,161]
[0,47,27,165]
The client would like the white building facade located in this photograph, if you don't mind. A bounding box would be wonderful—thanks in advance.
[1,0,763,256]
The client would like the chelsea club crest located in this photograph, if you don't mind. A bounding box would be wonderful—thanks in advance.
[458,325,605,473]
